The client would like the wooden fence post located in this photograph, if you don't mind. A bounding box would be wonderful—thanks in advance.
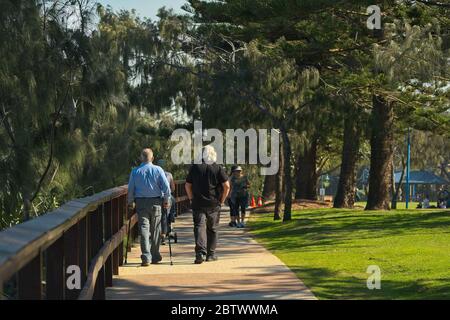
[78,216,88,293]
[46,237,64,299]
[104,200,113,287]
[18,253,42,300]
[126,195,133,254]
[112,198,120,274]
[118,197,124,266]
[91,206,105,300]
[64,223,80,300]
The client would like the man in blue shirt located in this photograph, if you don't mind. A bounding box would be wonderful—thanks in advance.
[128,148,171,266]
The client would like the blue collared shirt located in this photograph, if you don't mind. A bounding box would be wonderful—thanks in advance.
[127,162,171,205]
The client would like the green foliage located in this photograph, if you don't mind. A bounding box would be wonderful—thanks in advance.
[1,0,448,228]
[0,1,191,229]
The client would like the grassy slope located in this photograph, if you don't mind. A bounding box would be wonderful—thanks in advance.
[355,202,420,209]
[248,208,450,299]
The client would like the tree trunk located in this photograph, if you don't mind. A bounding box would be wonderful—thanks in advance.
[274,140,283,220]
[23,193,32,222]
[391,158,397,209]
[280,127,292,221]
[334,116,361,208]
[263,174,276,201]
[366,95,394,210]
[295,137,318,200]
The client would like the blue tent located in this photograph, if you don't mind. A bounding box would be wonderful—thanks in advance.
[395,170,449,202]
[394,170,449,185]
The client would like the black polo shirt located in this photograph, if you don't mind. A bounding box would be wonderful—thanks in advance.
[186,163,228,210]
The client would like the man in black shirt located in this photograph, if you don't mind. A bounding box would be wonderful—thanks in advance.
[185,146,230,264]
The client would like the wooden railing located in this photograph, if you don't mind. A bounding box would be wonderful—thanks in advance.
[0,181,189,300]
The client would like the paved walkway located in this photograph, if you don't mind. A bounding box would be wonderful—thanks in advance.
[106,209,316,300]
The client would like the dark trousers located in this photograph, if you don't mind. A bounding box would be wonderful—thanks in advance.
[227,198,235,217]
[193,206,221,256]
[231,196,248,216]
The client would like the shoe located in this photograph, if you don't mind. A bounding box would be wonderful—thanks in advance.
[194,254,205,264]
[161,237,166,245]
[141,261,150,267]
[228,221,236,227]
[151,255,162,264]
[237,222,245,228]
[206,255,218,262]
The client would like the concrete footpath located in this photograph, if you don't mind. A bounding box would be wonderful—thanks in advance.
[106,208,316,300]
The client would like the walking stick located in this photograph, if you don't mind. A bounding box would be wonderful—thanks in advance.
[168,223,174,266]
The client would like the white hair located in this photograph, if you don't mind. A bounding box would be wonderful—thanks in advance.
[202,145,217,164]
[141,148,153,162]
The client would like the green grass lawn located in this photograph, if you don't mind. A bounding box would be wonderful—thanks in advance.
[355,202,421,209]
[248,208,450,299]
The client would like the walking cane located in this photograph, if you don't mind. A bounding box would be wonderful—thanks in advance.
[168,232,174,266]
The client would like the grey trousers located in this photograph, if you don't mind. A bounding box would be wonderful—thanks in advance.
[193,206,221,256]
[135,197,162,263]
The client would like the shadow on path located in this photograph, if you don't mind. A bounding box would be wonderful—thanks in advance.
[106,208,316,300]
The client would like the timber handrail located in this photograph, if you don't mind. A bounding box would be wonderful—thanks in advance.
[78,213,138,300]
[0,180,190,300]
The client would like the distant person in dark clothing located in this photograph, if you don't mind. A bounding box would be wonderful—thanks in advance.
[228,165,238,227]
[185,146,230,264]
[438,187,449,209]
[422,194,430,209]
[230,166,250,228]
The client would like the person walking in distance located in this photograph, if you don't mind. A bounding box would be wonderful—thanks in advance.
[128,149,171,266]
[228,165,238,227]
[185,145,230,264]
[230,166,250,228]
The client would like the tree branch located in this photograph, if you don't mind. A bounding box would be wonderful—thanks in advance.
[30,85,71,203]
[416,0,450,8]
[0,105,17,146]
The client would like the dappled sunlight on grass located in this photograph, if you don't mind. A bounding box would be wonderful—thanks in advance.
[248,208,450,299]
